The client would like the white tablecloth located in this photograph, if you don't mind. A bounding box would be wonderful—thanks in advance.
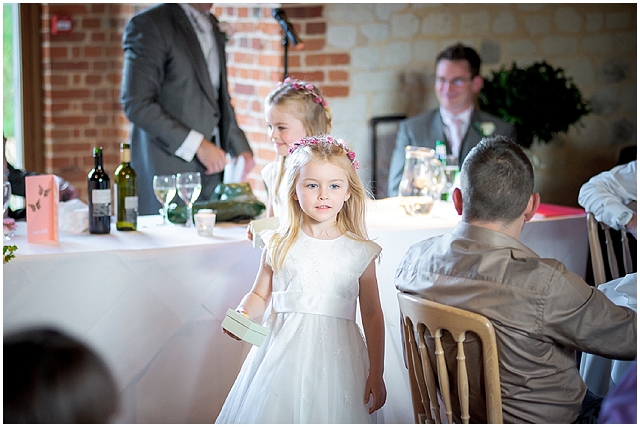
[579,273,637,397]
[3,199,589,423]
[4,216,259,423]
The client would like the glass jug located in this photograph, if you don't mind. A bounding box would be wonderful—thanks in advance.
[397,146,446,215]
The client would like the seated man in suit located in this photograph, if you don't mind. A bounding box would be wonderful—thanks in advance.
[387,43,516,197]
[395,136,636,423]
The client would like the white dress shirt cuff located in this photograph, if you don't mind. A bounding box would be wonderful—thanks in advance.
[175,130,204,162]
[616,209,634,230]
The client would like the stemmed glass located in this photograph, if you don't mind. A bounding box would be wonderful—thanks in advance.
[4,181,12,240]
[153,174,176,226]
[176,172,202,228]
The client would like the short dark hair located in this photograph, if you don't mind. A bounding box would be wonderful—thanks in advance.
[459,136,534,224]
[436,43,481,77]
[3,327,119,423]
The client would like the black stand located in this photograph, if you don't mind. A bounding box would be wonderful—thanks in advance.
[281,34,290,80]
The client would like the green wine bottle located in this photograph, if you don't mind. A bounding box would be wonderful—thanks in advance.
[114,143,138,231]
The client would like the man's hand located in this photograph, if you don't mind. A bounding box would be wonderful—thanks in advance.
[196,138,227,175]
[625,214,637,239]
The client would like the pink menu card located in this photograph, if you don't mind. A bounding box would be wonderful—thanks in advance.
[25,175,59,243]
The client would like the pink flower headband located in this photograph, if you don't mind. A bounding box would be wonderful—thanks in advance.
[280,77,328,107]
[289,135,359,170]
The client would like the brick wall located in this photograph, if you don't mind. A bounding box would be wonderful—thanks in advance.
[38,3,636,206]
[42,3,143,201]
[41,3,324,203]
[212,4,351,202]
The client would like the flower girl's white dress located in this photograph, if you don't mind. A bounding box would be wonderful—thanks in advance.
[216,230,381,424]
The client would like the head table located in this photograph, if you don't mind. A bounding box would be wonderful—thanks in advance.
[3,198,588,423]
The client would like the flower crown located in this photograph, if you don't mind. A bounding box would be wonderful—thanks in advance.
[280,77,328,107]
[289,135,359,170]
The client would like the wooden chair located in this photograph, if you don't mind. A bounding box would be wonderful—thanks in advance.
[369,114,406,199]
[587,212,634,287]
[397,292,502,424]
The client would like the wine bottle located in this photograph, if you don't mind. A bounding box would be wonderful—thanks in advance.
[435,139,447,165]
[114,142,138,231]
[88,146,111,234]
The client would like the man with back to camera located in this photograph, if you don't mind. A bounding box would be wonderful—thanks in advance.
[387,43,517,197]
[395,136,636,423]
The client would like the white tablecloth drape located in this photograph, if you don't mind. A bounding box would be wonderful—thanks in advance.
[3,199,589,423]
[4,217,259,423]
[579,273,637,398]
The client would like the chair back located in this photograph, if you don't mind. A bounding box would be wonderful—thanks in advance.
[370,114,406,199]
[587,213,634,287]
[397,292,502,424]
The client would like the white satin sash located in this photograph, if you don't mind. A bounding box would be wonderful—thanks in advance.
[271,291,356,321]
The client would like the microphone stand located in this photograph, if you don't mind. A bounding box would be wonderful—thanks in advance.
[281,33,290,80]
[272,8,303,80]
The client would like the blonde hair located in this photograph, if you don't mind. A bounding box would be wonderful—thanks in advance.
[266,136,369,272]
[265,80,333,199]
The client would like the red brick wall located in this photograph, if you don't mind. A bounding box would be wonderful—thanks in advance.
[39,3,351,204]
[213,4,350,199]
[42,3,138,201]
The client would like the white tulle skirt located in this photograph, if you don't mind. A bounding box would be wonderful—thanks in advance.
[215,310,373,424]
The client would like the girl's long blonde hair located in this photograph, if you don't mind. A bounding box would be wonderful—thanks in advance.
[266,136,369,273]
[265,80,333,200]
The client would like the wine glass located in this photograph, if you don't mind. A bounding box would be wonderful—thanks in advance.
[176,172,202,228]
[153,174,176,226]
[3,181,12,240]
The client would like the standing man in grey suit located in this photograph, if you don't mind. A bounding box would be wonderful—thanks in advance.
[387,43,516,197]
[121,3,254,215]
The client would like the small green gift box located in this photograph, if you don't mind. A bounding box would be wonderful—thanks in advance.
[221,309,269,347]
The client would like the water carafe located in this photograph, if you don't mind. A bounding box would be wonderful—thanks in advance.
[397,146,445,215]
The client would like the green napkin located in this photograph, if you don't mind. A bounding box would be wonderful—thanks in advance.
[167,183,266,224]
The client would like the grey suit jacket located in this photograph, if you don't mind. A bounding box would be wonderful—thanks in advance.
[121,4,252,215]
[387,108,517,197]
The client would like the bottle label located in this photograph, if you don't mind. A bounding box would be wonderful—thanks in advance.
[92,189,111,203]
[91,189,111,217]
[124,196,138,210]
[124,198,138,224]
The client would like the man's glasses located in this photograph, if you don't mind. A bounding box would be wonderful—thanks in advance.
[436,77,473,87]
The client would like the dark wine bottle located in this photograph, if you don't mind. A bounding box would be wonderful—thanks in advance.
[114,143,138,231]
[88,147,111,234]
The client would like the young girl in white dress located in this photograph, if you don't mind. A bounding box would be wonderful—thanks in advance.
[262,78,332,218]
[218,135,386,423]
[248,79,332,244]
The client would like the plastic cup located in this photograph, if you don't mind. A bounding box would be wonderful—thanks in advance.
[194,209,216,237]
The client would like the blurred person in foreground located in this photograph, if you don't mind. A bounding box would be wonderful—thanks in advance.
[598,361,637,424]
[395,136,637,423]
[4,326,119,423]
[387,43,516,197]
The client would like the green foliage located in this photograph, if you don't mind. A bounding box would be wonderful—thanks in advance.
[479,61,591,149]
[3,244,17,263]
[3,4,15,137]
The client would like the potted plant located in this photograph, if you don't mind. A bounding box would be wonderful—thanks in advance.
[478,61,591,149]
